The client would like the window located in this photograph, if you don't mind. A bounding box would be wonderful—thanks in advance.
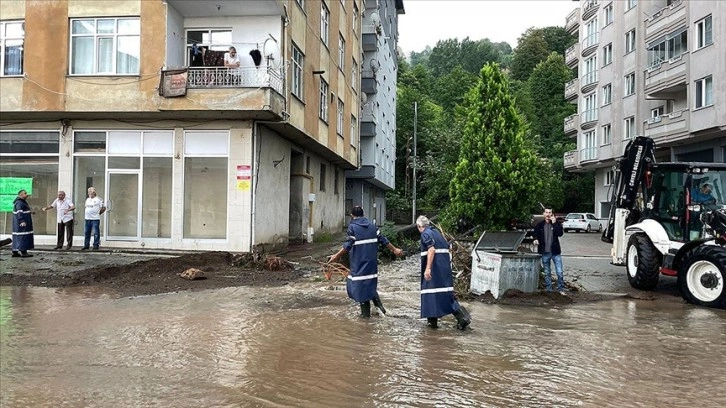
[647,28,687,67]
[70,17,140,75]
[319,78,329,122]
[337,98,344,135]
[601,124,612,145]
[694,76,713,109]
[0,21,24,76]
[582,130,597,161]
[584,18,598,48]
[292,44,304,99]
[583,56,598,86]
[353,3,359,34]
[319,163,326,191]
[624,117,635,139]
[320,2,330,47]
[625,29,636,54]
[352,59,358,91]
[351,115,357,146]
[627,0,637,10]
[338,34,345,70]
[604,3,613,25]
[605,170,615,186]
[602,43,613,66]
[624,72,635,96]
[696,15,713,49]
[334,169,339,195]
[602,83,612,105]
[651,106,664,119]
[582,93,598,123]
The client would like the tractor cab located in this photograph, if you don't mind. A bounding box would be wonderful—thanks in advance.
[645,163,726,242]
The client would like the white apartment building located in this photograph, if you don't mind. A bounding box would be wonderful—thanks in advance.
[345,0,404,225]
[563,0,726,219]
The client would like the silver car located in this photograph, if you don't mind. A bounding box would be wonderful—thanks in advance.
[563,212,602,233]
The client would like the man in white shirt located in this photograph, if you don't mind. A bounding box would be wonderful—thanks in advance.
[83,187,106,250]
[224,46,242,84]
[42,190,75,250]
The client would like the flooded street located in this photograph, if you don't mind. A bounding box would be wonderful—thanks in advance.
[2,255,726,407]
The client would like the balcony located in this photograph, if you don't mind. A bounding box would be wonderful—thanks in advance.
[155,67,285,119]
[565,43,580,68]
[580,70,598,93]
[645,0,686,41]
[580,147,598,163]
[580,109,598,129]
[581,32,599,57]
[644,109,690,143]
[564,114,579,136]
[565,8,580,35]
[582,0,600,21]
[565,78,579,102]
[362,32,377,51]
[166,0,285,18]
[361,70,377,95]
[644,53,688,97]
[564,149,579,171]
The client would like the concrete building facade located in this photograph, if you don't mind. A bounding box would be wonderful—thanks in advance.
[563,0,726,219]
[344,0,404,225]
[0,0,367,252]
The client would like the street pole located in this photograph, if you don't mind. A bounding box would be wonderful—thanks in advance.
[412,101,417,225]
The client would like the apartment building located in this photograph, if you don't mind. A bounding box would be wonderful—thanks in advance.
[0,0,366,252]
[344,0,404,225]
[563,0,726,219]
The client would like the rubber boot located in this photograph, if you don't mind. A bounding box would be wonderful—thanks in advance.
[426,317,438,329]
[372,295,387,316]
[359,301,371,318]
[453,307,470,331]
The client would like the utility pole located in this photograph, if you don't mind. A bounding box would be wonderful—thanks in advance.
[412,101,417,224]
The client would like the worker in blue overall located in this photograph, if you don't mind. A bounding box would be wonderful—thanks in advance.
[416,215,470,330]
[329,206,404,318]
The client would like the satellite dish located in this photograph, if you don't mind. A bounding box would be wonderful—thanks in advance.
[263,36,282,69]
[370,58,380,73]
[361,93,367,104]
[370,12,380,26]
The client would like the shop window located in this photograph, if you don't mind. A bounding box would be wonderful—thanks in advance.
[142,157,172,238]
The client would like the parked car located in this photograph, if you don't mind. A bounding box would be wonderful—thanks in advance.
[563,212,602,233]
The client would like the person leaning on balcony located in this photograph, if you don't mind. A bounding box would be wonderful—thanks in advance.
[224,46,241,84]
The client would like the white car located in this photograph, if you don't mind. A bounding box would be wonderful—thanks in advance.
[563,212,602,233]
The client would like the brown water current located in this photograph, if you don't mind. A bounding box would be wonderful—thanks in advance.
[2,260,726,407]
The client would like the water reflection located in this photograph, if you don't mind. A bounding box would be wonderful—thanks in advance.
[1,286,725,407]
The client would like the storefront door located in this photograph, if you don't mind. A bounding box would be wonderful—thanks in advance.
[106,171,141,241]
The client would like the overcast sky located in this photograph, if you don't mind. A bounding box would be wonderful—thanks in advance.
[397,0,578,54]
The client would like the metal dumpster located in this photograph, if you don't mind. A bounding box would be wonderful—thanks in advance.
[469,231,541,298]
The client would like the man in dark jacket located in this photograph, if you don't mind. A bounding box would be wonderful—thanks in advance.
[12,189,35,258]
[416,215,471,330]
[329,206,404,318]
[533,208,565,293]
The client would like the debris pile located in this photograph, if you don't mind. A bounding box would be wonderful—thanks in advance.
[319,262,350,281]
[231,253,294,271]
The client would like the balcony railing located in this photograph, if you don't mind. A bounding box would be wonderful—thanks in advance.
[564,114,579,135]
[565,78,579,100]
[580,147,598,162]
[187,67,284,94]
[564,149,579,170]
[565,43,580,67]
[644,109,689,139]
[582,0,600,20]
[581,70,599,88]
[581,32,599,55]
[565,8,580,34]
[581,109,598,125]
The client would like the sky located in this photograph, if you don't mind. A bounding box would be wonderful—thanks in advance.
[397,0,578,54]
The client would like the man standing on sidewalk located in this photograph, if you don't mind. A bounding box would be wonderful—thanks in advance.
[42,191,75,250]
[533,207,566,294]
[83,187,105,250]
[11,189,34,258]
[329,206,404,318]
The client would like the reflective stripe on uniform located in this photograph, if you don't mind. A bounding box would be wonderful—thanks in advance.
[12,231,34,235]
[354,238,378,246]
[348,273,378,281]
[13,210,32,214]
[421,287,454,294]
[420,249,450,256]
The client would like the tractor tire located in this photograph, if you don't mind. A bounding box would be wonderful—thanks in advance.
[626,234,661,290]
[677,246,726,309]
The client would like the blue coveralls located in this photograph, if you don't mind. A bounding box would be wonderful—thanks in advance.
[343,217,389,303]
[419,226,462,318]
[12,197,35,253]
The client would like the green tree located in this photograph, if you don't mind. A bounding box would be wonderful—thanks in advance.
[510,27,576,81]
[527,52,575,153]
[445,63,544,231]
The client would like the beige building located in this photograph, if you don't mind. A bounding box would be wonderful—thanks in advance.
[0,0,365,252]
[563,0,726,219]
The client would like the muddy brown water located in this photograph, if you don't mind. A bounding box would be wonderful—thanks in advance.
[2,257,726,407]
